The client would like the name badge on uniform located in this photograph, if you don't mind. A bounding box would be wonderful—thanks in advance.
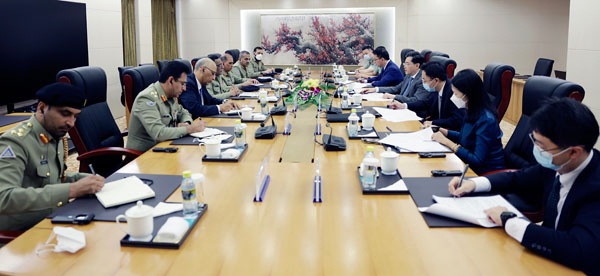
[40,160,48,165]
[0,146,16,159]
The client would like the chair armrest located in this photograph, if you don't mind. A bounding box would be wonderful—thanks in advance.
[0,230,24,243]
[77,147,142,161]
[481,169,518,176]
[121,130,128,137]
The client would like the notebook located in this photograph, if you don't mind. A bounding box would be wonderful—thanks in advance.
[96,176,156,208]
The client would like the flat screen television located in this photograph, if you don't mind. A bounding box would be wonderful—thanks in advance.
[0,0,89,108]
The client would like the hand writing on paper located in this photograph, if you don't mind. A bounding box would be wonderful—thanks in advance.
[69,175,105,198]
[448,177,476,197]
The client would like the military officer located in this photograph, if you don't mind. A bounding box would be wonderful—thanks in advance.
[231,50,253,80]
[247,46,274,78]
[126,60,207,152]
[222,53,259,89]
[206,54,240,100]
[0,83,105,231]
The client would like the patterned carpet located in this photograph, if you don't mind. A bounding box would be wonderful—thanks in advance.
[65,117,517,173]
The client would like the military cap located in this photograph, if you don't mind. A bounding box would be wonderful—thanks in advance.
[35,83,87,109]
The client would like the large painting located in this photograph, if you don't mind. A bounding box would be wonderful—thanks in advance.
[261,13,375,65]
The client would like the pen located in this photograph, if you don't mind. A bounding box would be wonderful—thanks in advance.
[455,164,469,197]
[88,164,96,175]
[386,126,393,132]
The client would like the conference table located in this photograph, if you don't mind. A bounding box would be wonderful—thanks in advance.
[0,78,581,275]
[0,113,33,135]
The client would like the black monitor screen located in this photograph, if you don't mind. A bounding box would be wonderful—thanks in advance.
[0,0,89,106]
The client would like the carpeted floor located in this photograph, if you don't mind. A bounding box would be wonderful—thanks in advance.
[65,117,517,173]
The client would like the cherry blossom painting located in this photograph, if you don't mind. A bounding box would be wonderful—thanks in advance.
[261,13,375,65]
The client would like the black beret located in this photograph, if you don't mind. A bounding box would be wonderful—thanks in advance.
[35,83,87,109]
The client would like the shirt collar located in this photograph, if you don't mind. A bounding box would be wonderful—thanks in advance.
[411,69,420,78]
[30,116,56,143]
[383,60,390,70]
[196,77,203,91]
[558,150,594,187]
[438,81,445,96]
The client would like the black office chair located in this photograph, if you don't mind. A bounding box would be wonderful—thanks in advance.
[399,48,415,74]
[138,63,154,67]
[156,60,169,74]
[207,53,221,61]
[430,51,449,58]
[173,58,192,73]
[56,66,107,105]
[483,63,515,121]
[118,66,133,106]
[123,65,160,113]
[70,102,142,177]
[226,49,240,63]
[428,56,457,79]
[533,58,554,76]
[420,49,432,62]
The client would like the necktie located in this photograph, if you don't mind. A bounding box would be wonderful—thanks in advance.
[402,77,413,96]
[544,175,561,228]
[199,87,204,105]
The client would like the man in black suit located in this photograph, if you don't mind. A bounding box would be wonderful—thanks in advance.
[389,62,464,130]
[179,58,239,119]
[450,98,600,275]
[361,51,428,104]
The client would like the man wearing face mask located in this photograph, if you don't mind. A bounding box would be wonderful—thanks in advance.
[448,98,600,275]
[388,62,464,130]
[355,45,380,78]
[0,83,105,231]
[247,46,274,78]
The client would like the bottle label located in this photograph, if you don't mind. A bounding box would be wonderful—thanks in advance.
[182,188,196,201]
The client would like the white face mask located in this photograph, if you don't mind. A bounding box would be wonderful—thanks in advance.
[35,226,86,255]
[450,94,467,109]
[255,54,263,61]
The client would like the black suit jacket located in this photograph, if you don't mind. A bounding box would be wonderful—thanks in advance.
[179,74,224,119]
[406,79,465,130]
[487,149,600,275]
[378,70,429,104]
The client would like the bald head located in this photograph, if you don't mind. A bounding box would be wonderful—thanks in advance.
[194,58,217,85]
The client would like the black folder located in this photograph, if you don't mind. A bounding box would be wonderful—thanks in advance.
[170,126,234,145]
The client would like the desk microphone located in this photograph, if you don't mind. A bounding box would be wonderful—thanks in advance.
[255,115,277,139]
[322,123,346,151]
[326,98,342,114]
[270,96,287,115]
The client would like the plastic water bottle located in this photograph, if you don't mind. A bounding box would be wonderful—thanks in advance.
[361,146,378,189]
[260,96,269,115]
[181,170,198,219]
[234,119,245,148]
[348,108,359,136]
[341,90,349,108]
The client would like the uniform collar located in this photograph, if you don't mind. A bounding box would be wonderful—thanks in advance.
[30,116,56,144]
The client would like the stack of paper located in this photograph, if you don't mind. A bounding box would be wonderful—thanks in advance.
[239,92,260,98]
[362,93,393,102]
[418,195,525,227]
[96,176,155,208]
[377,128,451,153]
[372,107,421,122]
[190,128,225,138]
[347,82,369,93]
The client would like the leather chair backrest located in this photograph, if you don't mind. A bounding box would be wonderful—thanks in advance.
[533,58,554,76]
[191,56,207,69]
[207,53,221,61]
[399,48,415,74]
[56,66,107,105]
[139,63,154,67]
[156,60,169,74]
[428,56,457,79]
[226,49,240,63]
[123,65,160,111]
[483,62,515,121]
[173,58,192,73]
[504,76,585,169]
[420,49,432,62]
[69,102,124,176]
[118,66,133,106]
[430,51,449,58]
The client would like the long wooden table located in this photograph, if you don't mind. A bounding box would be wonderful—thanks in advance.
[0,83,581,275]
[0,113,33,135]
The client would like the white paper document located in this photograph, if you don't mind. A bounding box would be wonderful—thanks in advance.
[361,93,393,102]
[239,92,260,98]
[377,128,452,153]
[378,179,408,192]
[190,128,225,138]
[153,202,183,217]
[372,107,421,122]
[418,195,525,227]
[357,131,378,138]
[347,82,369,93]
[96,176,155,208]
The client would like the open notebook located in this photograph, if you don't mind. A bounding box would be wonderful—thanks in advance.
[96,176,156,208]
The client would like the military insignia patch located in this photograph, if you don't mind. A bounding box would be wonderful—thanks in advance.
[146,101,156,106]
[0,146,16,158]
[160,95,167,102]
[39,133,49,144]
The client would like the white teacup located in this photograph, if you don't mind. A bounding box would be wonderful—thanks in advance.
[116,201,154,240]
[240,107,253,120]
[200,138,221,157]
[380,147,400,175]
[352,94,362,105]
[361,112,376,130]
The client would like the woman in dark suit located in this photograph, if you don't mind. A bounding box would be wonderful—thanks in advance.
[432,69,505,175]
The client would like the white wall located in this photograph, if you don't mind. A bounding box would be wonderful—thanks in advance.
[135,0,154,64]
[567,0,600,149]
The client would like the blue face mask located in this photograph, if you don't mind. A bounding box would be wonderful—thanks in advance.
[422,79,436,92]
[532,144,571,170]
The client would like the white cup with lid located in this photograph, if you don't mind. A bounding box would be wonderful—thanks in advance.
[380,147,400,175]
[352,93,362,105]
[115,200,154,240]
[361,111,376,130]
[239,107,253,120]
[200,138,221,158]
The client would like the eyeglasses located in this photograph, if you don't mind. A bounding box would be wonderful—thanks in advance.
[205,67,216,76]
[528,133,563,154]
[403,62,414,66]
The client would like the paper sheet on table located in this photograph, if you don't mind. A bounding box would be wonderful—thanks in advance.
[377,128,452,153]
[190,128,225,138]
[378,179,408,192]
[152,202,183,217]
[347,82,369,93]
[362,93,393,102]
[266,96,278,102]
[239,92,260,97]
[198,134,232,143]
[357,131,378,138]
[418,195,524,228]
[347,71,356,75]
[340,80,355,85]
[373,107,421,122]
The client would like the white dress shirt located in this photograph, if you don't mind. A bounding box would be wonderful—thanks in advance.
[196,77,220,113]
[471,150,594,242]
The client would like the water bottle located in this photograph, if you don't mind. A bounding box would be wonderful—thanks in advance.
[181,170,198,219]
[348,108,359,136]
[361,146,378,190]
[260,96,269,115]
[341,90,349,108]
[234,119,246,148]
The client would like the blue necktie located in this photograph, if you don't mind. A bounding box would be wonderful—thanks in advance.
[402,77,413,96]
[198,87,204,105]
[544,176,561,228]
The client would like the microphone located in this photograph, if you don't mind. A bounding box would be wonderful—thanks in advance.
[326,98,342,114]
[255,115,277,139]
[270,96,287,115]
[322,123,346,151]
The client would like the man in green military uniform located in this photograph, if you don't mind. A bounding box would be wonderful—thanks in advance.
[232,50,255,80]
[222,53,259,89]
[0,83,105,231]
[205,54,240,100]
[247,46,274,78]
[126,60,207,152]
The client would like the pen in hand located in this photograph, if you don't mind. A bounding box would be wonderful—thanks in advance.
[455,164,469,198]
[89,164,97,175]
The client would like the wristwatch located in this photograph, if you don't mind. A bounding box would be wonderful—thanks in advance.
[500,211,517,229]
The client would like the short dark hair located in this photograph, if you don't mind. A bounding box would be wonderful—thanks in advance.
[421,62,447,81]
[530,98,599,152]
[405,51,425,67]
[373,46,389,60]
[207,53,221,61]
[361,45,373,51]
[159,60,190,83]
[253,46,263,53]
[452,69,496,122]
[240,50,250,57]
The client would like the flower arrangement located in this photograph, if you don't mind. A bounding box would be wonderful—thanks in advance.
[285,79,331,109]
